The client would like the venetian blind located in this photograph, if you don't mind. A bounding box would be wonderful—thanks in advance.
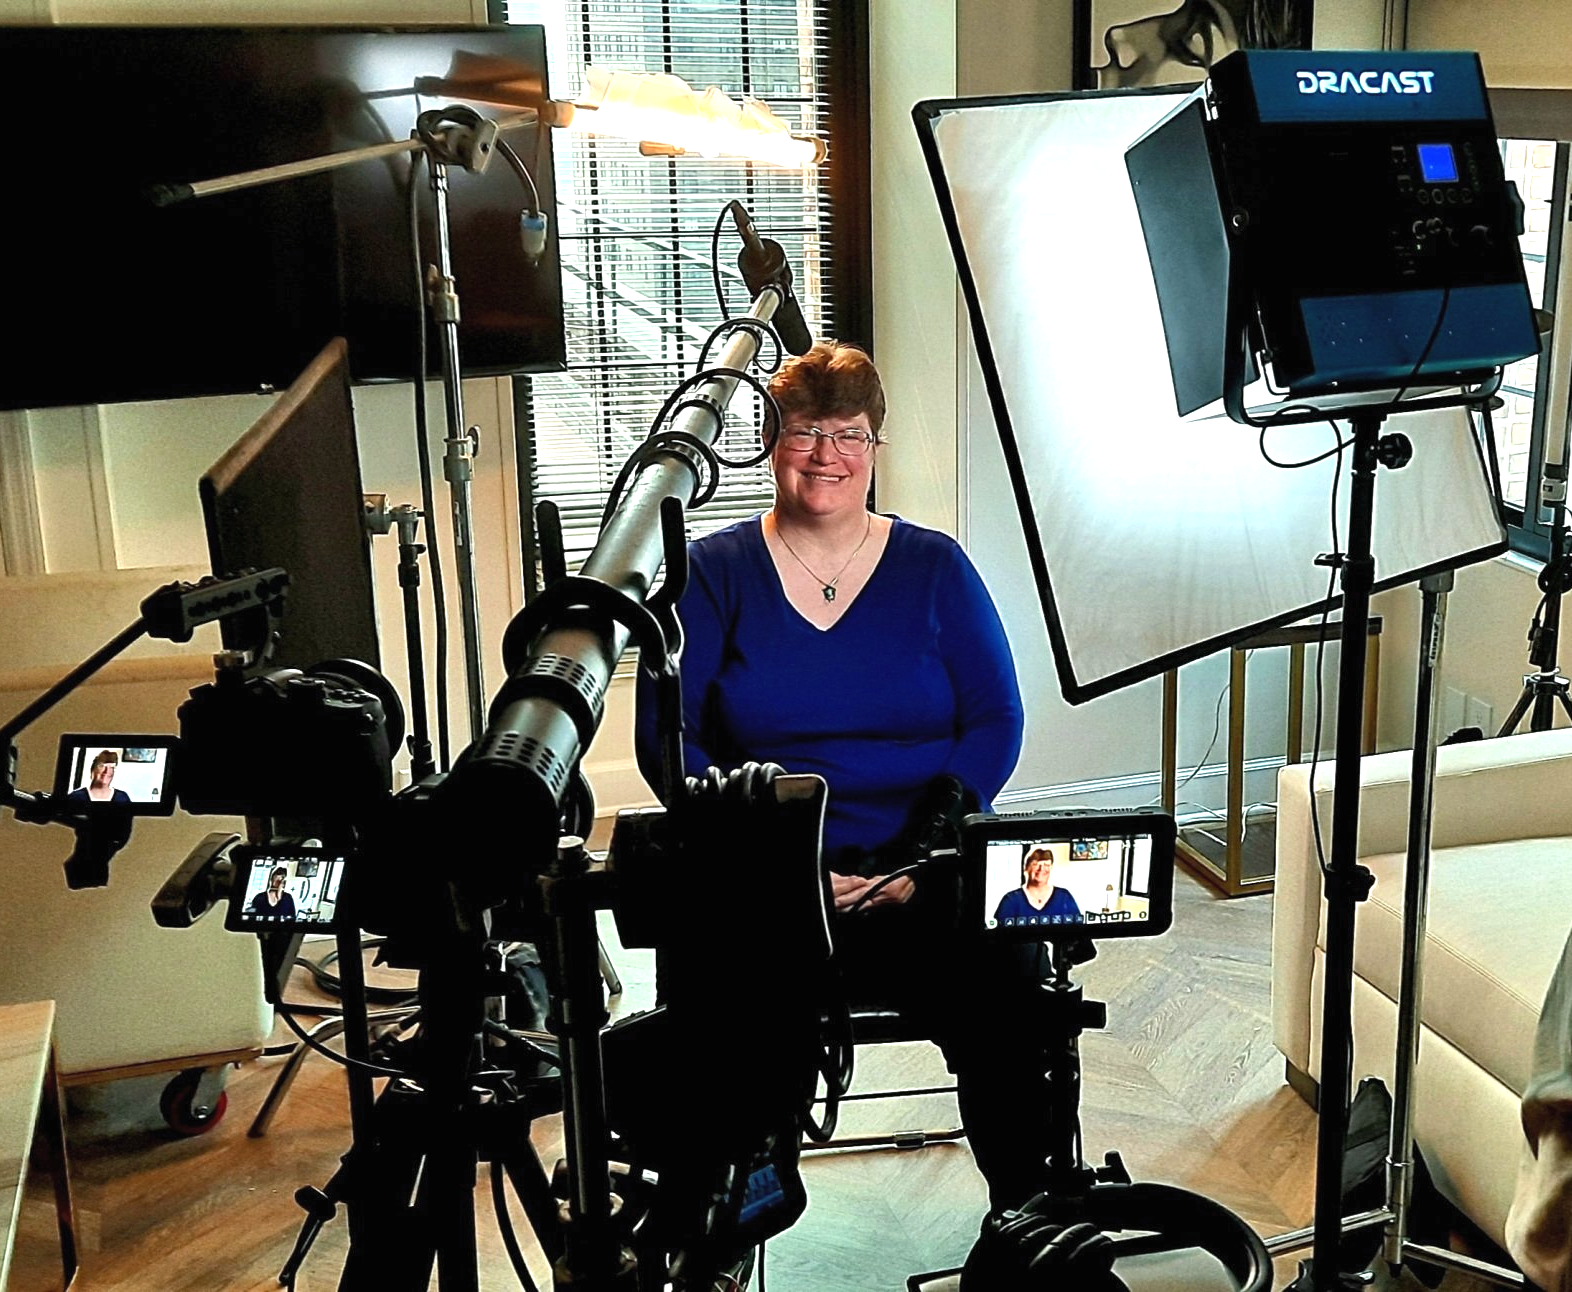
[499,0,849,576]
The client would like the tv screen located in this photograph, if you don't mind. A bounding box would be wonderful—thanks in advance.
[2,25,563,411]
[201,337,379,672]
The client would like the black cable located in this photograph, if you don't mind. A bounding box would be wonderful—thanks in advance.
[843,861,925,917]
[495,135,541,215]
[297,940,418,1005]
[596,365,783,527]
[481,1017,563,1071]
[711,202,735,318]
[648,366,783,471]
[491,1159,543,1292]
[1259,423,1354,469]
[277,1003,410,1079]
[697,316,782,377]
[1384,280,1455,413]
[801,987,854,1143]
[408,152,452,773]
[1308,429,1345,879]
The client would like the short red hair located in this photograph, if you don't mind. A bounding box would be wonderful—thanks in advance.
[767,341,886,436]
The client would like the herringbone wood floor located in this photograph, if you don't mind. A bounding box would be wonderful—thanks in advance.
[7,870,1505,1290]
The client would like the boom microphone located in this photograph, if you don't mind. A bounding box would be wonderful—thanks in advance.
[731,204,814,355]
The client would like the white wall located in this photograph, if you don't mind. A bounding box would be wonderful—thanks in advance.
[868,0,960,535]
[1408,1,1572,89]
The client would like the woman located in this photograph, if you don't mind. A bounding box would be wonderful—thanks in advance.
[635,341,1048,1211]
[248,865,297,920]
[67,750,130,804]
[994,847,1083,927]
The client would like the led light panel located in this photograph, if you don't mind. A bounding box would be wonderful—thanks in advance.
[916,91,1505,703]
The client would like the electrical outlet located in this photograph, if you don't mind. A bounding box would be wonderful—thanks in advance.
[1442,686,1468,736]
[1465,695,1495,736]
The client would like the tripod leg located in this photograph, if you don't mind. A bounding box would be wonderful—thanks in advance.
[1534,685,1559,734]
[1497,685,1535,739]
[332,1092,440,1292]
[501,1141,567,1264]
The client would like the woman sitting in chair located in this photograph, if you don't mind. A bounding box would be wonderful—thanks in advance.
[635,340,1052,1212]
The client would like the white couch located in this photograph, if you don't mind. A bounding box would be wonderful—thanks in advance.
[1272,726,1572,1248]
[0,568,270,1086]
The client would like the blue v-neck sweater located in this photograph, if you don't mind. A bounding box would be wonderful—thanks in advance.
[634,516,1024,864]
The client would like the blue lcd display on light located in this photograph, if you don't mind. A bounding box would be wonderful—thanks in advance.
[1418,143,1459,183]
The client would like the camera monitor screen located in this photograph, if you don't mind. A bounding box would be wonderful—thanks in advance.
[226,846,347,932]
[54,735,177,816]
[965,811,1175,942]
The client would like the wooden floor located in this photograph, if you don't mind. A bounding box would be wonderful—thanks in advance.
[6,870,1505,1291]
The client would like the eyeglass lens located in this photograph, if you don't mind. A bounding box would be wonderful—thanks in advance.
[782,427,873,456]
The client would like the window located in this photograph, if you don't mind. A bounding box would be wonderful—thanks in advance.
[1497,137,1563,562]
[495,1,870,583]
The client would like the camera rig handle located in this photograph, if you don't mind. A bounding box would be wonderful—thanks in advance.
[0,569,289,780]
[151,831,242,928]
[0,571,287,881]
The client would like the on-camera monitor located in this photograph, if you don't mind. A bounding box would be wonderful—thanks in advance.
[54,735,177,816]
[965,811,1175,942]
[201,338,378,672]
[226,846,347,932]
[0,25,563,411]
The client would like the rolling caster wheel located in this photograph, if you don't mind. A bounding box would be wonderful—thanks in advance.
[160,1068,229,1136]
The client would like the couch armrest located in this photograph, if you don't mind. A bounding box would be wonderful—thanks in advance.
[1273,727,1572,1076]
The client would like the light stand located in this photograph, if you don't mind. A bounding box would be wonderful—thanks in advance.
[421,137,487,742]
[365,496,438,783]
[1265,567,1530,1290]
[1299,410,1416,1292]
[1381,574,1524,1287]
[1498,441,1572,735]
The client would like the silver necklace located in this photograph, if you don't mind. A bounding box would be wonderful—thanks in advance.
[775,513,873,603]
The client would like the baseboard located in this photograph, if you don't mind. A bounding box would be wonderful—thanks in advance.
[1285,1057,1319,1111]
[997,754,1289,815]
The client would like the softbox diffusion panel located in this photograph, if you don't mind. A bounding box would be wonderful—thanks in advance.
[915,92,1505,704]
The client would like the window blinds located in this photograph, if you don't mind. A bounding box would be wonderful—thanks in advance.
[500,1,847,575]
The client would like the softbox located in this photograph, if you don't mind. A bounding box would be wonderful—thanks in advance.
[914,90,1505,704]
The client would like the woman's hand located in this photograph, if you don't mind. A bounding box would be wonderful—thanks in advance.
[830,873,871,911]
[830,872,915,912]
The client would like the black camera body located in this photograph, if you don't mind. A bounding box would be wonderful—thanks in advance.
[177,660,401,819]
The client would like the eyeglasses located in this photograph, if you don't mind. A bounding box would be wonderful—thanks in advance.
[778,426,879,457]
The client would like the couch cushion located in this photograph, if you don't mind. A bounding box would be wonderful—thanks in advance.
[1315,836,1572,1096]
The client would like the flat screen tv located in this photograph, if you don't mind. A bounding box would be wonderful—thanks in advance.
[2,25,563,411]
[201,337,379,672]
